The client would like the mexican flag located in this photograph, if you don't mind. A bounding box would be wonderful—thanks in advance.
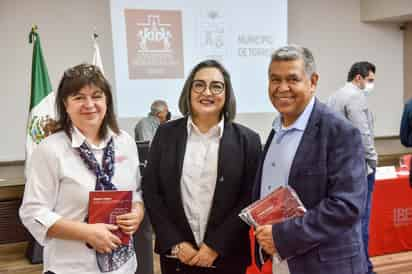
[26,27,56,164]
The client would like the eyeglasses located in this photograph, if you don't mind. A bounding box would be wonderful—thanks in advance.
[191,80,225,95]
[64,64,103,79]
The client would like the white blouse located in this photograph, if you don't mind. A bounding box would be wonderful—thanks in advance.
[19,128,142,274]
[180,117,224,246]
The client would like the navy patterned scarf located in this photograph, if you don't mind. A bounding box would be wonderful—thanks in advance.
[77,138,135,272]
[77,138,116,191]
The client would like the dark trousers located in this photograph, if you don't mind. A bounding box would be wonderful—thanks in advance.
[160,256,247,274]
[134,213,154,274]
[361,169,376,274]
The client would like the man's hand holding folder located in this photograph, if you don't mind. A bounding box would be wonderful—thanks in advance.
[239,185,306,227]
[240,185,306,264]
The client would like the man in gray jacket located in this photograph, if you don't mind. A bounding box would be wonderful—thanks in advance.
[327,61,377,274]
[134,99,169,274]
[135,100,169,142]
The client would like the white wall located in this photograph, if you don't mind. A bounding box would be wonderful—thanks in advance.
[0,0,404,161]
[0,0,115,161]
[287,0,403,137]
[360,0,412,22]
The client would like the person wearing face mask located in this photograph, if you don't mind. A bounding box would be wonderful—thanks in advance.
[327,61,377,274]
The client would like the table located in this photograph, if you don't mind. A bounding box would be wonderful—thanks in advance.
[369,174,412,256]
[0,179,28,244]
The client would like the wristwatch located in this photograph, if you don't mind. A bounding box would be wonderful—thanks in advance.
[171,243,180,256]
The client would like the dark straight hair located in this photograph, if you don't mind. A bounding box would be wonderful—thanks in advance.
[178,59,237,122]
[55,63,120,139]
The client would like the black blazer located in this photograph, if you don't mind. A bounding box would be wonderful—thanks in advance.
[142,117,261,260]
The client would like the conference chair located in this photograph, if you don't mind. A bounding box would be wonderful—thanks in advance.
[136,140,150,175]
[134,140,154,274]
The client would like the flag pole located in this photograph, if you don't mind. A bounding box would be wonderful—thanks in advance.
[29,25,38,43]
[92,29,105,74]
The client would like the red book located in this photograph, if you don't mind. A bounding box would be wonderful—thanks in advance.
[239,186,305,226]
[88,190,132,245]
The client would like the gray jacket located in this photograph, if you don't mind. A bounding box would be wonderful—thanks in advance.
[327,82,378,172]
[134,114,160,142]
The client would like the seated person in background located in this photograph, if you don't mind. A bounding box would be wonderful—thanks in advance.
[134,99,169,142]
[142,59,262,274]
[20,63,144,274]
[134,100,169,274]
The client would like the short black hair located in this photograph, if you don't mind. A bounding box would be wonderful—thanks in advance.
[347,61,376,82]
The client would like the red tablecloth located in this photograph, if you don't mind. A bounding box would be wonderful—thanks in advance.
[369,174,412,256]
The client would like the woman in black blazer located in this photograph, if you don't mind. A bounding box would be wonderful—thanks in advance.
[142,60,261,274]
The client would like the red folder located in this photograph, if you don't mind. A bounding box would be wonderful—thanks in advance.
[240,185,305,226]
[240,186,307,267]
[88,190,132,245]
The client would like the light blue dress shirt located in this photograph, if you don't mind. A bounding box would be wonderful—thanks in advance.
[260,97,315,198]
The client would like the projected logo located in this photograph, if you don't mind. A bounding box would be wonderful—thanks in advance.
[198,10,225,61]
[125,9,184,79]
